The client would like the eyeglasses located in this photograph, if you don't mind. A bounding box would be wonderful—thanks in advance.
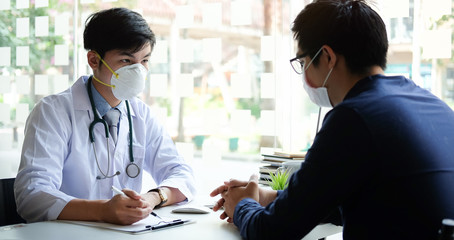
[289,53,306,75]
[289,47,324,75]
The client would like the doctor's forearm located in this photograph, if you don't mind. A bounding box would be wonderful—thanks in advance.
[58,199,107,222]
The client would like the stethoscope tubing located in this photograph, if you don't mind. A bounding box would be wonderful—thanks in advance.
[86,76,138,179]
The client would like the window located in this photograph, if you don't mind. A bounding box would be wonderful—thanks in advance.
[1,0,453,178]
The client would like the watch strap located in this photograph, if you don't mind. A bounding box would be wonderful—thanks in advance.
[148,188,168,207]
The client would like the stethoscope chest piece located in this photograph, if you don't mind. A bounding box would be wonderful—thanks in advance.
[126,162,140,178]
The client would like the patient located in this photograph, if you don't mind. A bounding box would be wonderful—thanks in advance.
[210,0,454,239]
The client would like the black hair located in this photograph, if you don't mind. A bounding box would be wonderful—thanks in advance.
[291,0,388,74]
[83,8,156,58]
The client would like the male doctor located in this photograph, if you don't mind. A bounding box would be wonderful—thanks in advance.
[15,8,195,225]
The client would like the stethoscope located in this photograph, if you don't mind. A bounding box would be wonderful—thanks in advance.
[87,76,140,179]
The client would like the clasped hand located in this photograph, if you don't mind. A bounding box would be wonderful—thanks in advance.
[104,188,154,225]
[209,174,260,223]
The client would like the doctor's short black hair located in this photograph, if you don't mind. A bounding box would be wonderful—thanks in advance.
[83,8,155,59]
[291,0,388,75]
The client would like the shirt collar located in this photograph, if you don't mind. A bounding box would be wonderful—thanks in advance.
[90,80,124,117]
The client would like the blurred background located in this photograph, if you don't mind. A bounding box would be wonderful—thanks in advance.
[0,0,453,178]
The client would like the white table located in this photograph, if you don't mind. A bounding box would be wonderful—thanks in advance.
[1,158,342,239]
[0,203,341,240]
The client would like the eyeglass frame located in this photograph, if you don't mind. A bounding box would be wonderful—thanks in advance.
[289,47,324,75]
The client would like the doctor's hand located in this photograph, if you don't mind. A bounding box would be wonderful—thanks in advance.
[103,188,152,225]
[210,174,260,223]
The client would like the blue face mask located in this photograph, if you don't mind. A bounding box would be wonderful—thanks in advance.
[302,47,333,108]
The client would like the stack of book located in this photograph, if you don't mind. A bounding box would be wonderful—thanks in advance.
[259,151,306,185]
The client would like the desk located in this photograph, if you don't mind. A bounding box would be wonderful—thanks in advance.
[1,158,342,240]
[0,204,342,240]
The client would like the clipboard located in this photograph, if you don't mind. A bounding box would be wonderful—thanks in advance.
[62,214,195,234]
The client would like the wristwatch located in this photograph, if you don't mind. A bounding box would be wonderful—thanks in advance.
[148,188,168,207]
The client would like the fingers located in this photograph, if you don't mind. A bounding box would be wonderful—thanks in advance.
[210,184,229,197]
[249,173,259,183]
[224,179,248,188]
[220,211,228,220]
[122,188,142,200]
[213,198,225,212]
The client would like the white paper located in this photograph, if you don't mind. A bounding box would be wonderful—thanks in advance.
[64,214,186,233]
[231,109,251,136]
[260,73,275,99]
[202,3,222,28]
[177,39,194,63]
[0,47,11,67]
[0,0,11,10]
[15,75,30,94]
[54,44,69,66]
[53,74,69,94]
[150,40,168,63]
[16,46,30,66]
[231,73,251,98]
[261,36,275,61]
[202,38,221,63]
[422,30,452,59]
[35,0,48,8]
[16,103,29,123]
[55,14,70,36]
[0,76,11,94]
[0,103,10,124]
[16,0,29,9]
[231,0,251,26]
[175,5,194,28]
[259,110,275,136]
[35,16,49,37]
[16,18,30,38]
[149,74,168,97]
[176,74,194,97]
[34,74,49,95]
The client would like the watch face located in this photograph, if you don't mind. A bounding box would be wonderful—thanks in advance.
[159,188,168,202]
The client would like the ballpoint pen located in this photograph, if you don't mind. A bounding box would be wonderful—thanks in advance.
[112,186,165,220]
[111,185,126,196]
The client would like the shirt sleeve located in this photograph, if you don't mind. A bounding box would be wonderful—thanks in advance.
[143,109,196,202]
[233,107,376,240]
[14,97,74,223]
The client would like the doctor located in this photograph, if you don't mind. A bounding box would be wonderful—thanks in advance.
[15,8,196,225]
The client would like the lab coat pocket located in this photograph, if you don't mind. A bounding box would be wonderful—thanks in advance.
[130,145,145,168]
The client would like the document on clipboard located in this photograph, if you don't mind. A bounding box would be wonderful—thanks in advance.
[63,213,195,234]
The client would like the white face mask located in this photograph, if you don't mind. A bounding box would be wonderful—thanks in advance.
[110,63,147,100]
[302,47,333,108]
[92,53,148,100]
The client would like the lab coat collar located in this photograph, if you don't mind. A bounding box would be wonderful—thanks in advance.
[72,76,137,118]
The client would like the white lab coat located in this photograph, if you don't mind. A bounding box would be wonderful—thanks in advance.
[15,76,196,222]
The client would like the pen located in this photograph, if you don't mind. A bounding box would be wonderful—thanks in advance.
[151,211,163,220]
[150,220,186,230]
[111,185,125,196]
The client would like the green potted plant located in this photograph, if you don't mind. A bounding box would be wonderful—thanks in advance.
[267,169,290,190]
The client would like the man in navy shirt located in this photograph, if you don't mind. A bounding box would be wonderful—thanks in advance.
[210,0,454,239]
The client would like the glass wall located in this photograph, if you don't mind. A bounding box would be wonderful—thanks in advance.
[0,0,453,178]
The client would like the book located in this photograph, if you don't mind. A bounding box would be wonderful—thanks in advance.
[274,151,306,158]
[260,173,272,180]
[259,165,279,174]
